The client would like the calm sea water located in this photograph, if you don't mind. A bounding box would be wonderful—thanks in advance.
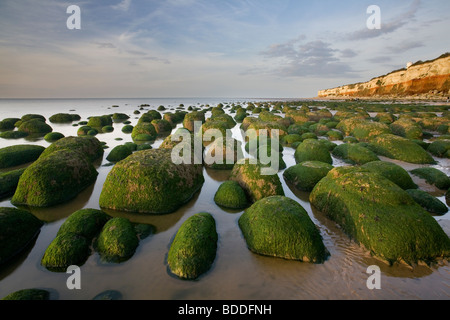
[0,98,449,300]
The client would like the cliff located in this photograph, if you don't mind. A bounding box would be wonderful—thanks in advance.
[318,53,450,99]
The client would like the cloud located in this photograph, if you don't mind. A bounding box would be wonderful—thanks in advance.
[94,42,116,49]
[112,0,132,12]
[259,37,357,78]
[345,0,420,41]
[386,40,424,53]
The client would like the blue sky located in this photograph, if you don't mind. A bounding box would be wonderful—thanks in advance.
[0,0,448,98]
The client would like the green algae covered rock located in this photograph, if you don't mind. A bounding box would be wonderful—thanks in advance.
[427,140,450,158]
[87,115,112,128]
[106,145,132,162]
[332,143,379,165]
[0,144,45,169]
[0,130,29,139]
[96,217,139,263]
[183,111,206,132]
[44,132,65,142]
[229,159,284,203]
[214,180,249,209]
[204,137,242,170]
[294,139,333,164]
[41,232,90,270]
[131,123,157,141]
[0,118,20,131]
[57,209,110,240]
[168,212,218,280]
[2,289,50,300]
[410,167,450,190]
[405,189,448,215]
[369,134,435,164]
[310,167,450,265]
[12,149,99,207]
[39,136,104,162]
[361,161,417,190]
[49,113,80,123]
[390,118,423,140]
[99,149,204,214]
[0,207,43,265]
[18,119,53,135]
[41,209,109,270]
[0,168,26,199]
[151,119,172,135]
[283,161,333,192]
[239,196,328,263]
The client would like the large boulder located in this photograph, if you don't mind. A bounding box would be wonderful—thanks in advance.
[294,139,332,164]
[410,167,450,190]
[41,209,109,270]
[427,140,450,158]
[405,189,448,215]
[95,217,139,263]
[332,143,380,165]
[168,212,218,280]
[361,161,417,190]
[214,180,249,209]
[368,134,435,164]
[310,167,450,265]
[239,196,329,263]
[390,118,423,140]
[0,145,45,169]
[18,119,52,135]
[99,149,204,214]
[0,207,43,265]
[0,168,26,199]
[229,159,284,203]
[283,161,333,192]
[11,149,99,207]
[39,136,104,162]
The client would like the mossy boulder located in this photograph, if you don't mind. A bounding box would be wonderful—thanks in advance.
[369,134,435,164]
[204,137,242,170]
[39,136,104,162]
[239,196,328,263]
[283,161,333,192]
[96,217,139,263]
[57,209,110,240]
[214,180,249,209]
[112,113,130,121]
[310,167,450,264]
[138,110,162,124]
[410,167,450,190]
[405,189,448,215]
[77,126,92,136]
[294,139,333,164]
[282,134,303,147]
[21,114,46,122]
[106,145,132,162]
[12,149,99,207]
[151,119,172,135]
[427,140,450,158]
[121,125,134,134]
[0,130,29,139]
[99,149,204,214]
[18,119,52,135]
[168,212,218,280]
[87,115,112,128]
[337,119,390,141]
[332,143,379,165]
[326,130,344,141]
[0,207,43,265]
[131,123,157,141]
[49,113,80,123]
[102,125,114,133]
[41,232,90,271]
[0,118,21,131]
[229,159,284,203]
[0,145,45,168]
[0,168,26,199]
[361,161,417,190]
[2,289,50,300]
[44,132,65,142]
[256,144,286,171]
[41,209,109,270]
[390,118,423,140]
[183,111,205,132]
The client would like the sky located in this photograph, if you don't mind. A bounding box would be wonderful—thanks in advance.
[0,0,449,99]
